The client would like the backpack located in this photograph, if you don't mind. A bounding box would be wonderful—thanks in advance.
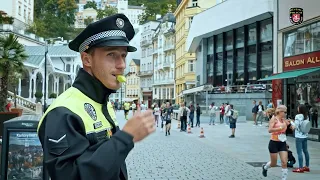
[299,119,311,134]
[232,110,239,120]
[182,107,188,117]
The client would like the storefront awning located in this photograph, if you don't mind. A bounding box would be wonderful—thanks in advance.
[258,67,320,81]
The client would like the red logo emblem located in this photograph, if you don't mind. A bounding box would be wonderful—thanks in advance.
[290,8,303,25]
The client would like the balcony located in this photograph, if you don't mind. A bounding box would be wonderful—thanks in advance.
[152,49,158,55]
[163,61,171,69]
[153,79,175,85]
[141,87,152,92]
[0,24,45,44]
[163,44,174,51]
[137,70,153,77]
[140,39,152,46]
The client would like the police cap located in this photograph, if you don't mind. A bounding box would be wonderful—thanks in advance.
[69,14,137,53]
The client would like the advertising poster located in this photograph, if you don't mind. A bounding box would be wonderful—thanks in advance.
[7,131,43,180]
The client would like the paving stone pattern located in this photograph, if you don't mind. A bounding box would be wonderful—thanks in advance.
[125,125,280,180]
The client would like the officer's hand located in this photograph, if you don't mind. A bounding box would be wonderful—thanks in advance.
[122,109,155,142]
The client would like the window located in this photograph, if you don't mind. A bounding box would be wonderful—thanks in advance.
[18,6,21,15]
[260,41,273,79]
[235,48,244,84]
[236,27,244,48]
[225,31,233,50]
[216,34,223,53]
[207,54,214,84]
[248,23,257,45]
[247,45,257,83]
[311,22,320,52]
[207,37,213,55]
[226,50,233,85]
[192,0,198,7]
[260,19,272,43]
[215,52,223,86]
[188,60,194,72]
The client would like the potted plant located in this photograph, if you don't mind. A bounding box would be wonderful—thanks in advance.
[35,92,43,103]
[0,33,28,121]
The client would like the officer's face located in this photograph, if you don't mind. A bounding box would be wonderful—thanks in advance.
[83,46,127,90]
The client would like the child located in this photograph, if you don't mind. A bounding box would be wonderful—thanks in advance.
[287,144,296,168]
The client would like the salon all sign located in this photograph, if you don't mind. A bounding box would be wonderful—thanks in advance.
[283,51,320,71]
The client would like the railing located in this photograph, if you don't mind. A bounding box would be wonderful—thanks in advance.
[140,39,152,46]
[153,79,175,85]
[206,83,273,94]
[137,70,153,76]
[142,87,152,92]
[164,44,174,51]
[7,91,37,112]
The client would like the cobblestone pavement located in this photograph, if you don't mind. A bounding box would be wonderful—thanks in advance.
[117,111,284,180]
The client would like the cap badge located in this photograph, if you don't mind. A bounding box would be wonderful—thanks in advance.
[116,18,124,29]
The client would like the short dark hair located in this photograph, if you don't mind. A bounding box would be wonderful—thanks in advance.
[298,104,309,120]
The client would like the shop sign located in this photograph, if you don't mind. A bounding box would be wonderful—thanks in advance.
[283,51,320,71]
[297,71,320,82]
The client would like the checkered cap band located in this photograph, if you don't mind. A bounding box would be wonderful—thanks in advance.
[79,30,127,52]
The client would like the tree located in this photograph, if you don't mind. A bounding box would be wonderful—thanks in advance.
[84,1,97,10]
[84,16,94,26]
[96,6,118,20]
[0,34,28,111]
[28,0,78,39]
[0,13,14,24]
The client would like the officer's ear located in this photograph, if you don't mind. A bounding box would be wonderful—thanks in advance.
[81,51,93,67]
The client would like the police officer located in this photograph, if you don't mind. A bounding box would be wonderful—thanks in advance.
[37,14,155,180]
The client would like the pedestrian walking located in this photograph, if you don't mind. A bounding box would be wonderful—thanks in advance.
[189,104,195,127]
[179,102,189,132]
[219,103,225,124]
[256,101,264,126]
[209,102,218,125]
[164,102,173,136]
[196,104,201,127]
[252,100,258,125]
[37,14,156,180]
[229,104,237,138]
[154,104,160,127]
[224,103,230,126]
[262,105,291,180]
[291,104,311,173]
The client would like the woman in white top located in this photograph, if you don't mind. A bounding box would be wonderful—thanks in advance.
[291,104,310,173]
[154,104,160,127]
[256,101,264,126]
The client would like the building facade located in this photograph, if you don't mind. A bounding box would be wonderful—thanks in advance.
[117,0,145,28]
[186,0,273,118]
[138,21,160,108]
[75,8,98,29]
[152,7,176,105]
[174,0,216,104]
[125,59,140,102]
[260,0,320,123]
[0,0,34,29]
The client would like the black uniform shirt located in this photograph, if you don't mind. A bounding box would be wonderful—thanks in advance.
[38,69,134,180]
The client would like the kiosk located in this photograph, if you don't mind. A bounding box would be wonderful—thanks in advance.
[0,115,47,180]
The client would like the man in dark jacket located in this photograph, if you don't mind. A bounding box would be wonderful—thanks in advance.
[37,14,155,180]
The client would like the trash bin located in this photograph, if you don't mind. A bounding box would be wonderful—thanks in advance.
[0,114,48,180]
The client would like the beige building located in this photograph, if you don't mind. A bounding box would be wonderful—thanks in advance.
[174,0,217,104]
[125,59,141,101]
[75,8,98,29]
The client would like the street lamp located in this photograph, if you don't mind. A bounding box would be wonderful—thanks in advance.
[43,37,63,113]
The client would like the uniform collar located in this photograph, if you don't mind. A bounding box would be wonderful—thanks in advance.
[72,68,116,104]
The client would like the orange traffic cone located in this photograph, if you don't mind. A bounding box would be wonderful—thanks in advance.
[187,124,192,134]
[199,127,205,138]
[177,121,181,129]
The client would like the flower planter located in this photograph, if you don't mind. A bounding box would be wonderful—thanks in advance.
[11,108,23,116]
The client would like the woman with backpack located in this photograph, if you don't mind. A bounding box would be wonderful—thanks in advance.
[229,104,236,138]
[290,104,310,173]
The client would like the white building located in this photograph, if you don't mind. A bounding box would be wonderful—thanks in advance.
[0,0,34,29]
[138,20,160,108]
[75,8,98,29]
[152,11,176,104]
[117,0,145,28]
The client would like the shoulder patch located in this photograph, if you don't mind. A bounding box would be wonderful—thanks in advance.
[84,103,97,121]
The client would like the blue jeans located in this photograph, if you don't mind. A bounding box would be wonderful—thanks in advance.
[224,115,229,125]
[209,115,215,124]
[295,138,310,168]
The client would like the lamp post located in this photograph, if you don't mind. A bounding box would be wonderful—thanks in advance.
[43,37,63,113]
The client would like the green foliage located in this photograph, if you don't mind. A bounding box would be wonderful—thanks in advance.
[35,92,43,99]
[28,0,78,39]
[84,16,94,26]
[0,13,14,24]
[96,6,118,20]
[49,93,57,98]
[129,0,177,24]
[84,1,98,10]
[0,34,28,111]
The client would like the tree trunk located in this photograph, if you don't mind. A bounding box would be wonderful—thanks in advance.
[13,86,17,108]
[0,73,9,112]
